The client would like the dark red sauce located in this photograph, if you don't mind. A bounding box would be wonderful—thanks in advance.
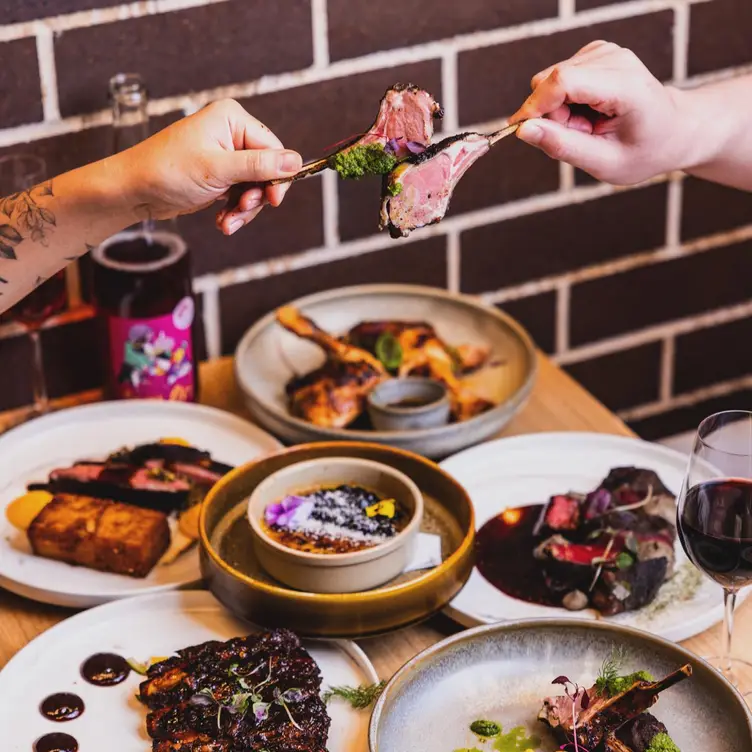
[39,693,84,722]
[475,504,561,607]
[81,653,131,686]
[34,732,78,752]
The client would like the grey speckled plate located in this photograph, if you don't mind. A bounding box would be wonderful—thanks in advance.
[234,285,537,459]
[370,620,752,752]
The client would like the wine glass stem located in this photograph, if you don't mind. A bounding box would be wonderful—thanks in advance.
[722,587,737,676]
[29,328,49,414]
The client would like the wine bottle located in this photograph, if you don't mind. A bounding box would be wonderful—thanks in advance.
[91,73,199,403]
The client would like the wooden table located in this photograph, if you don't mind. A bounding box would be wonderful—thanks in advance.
[2,354,750,692]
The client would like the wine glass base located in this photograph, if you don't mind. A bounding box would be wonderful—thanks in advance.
[704,656,752,698]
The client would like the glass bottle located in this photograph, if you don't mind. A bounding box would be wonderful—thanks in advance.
[91,73,199,403]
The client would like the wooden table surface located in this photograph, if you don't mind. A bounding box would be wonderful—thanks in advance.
[1,354,750,694]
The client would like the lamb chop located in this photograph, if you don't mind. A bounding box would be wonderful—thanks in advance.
[379,124,519,238]
[139,629,330,752]
[277,306,386,428]
[539,665,691,750]
[224,84,443,213]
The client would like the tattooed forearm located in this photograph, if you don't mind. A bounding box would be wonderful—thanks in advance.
[0,180,57,254]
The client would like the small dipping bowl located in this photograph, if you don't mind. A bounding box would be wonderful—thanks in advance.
[247,457,423,593]
[367,378,451,432]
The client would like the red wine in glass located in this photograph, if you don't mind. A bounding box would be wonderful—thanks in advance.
[676,410,752,696]
[678,479,752,590]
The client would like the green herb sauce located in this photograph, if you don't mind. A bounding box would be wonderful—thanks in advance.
[328,144,397,180]
[646,732,680,752]
[387,181,403,196]
[470,720,501,737]
[599,670,654,697]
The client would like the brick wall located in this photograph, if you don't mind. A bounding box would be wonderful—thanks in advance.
[0,0,750,438]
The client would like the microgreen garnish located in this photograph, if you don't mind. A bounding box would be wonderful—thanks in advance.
[552,676,589,752]
[274,687,302,730]
[615,552,635,570]
[375,333,403,370]
[321,681,386,709]
[594,648,625,696]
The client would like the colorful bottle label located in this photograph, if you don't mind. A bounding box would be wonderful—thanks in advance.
[107,296,195,401]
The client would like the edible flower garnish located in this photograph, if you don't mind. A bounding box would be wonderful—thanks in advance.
[385,137,426,157]
[365,499,396,519]
[265,495,314,528]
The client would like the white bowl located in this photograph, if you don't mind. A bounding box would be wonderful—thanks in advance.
[247,457,423,593]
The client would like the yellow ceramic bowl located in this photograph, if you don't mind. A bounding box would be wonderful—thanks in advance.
[199,441,475,638]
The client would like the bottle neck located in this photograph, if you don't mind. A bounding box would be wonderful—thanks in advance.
[110,73,150,154]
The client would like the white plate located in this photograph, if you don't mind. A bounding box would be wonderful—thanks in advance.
[441,432,731,643]
[0,590,378,752]
[0,401,282,608]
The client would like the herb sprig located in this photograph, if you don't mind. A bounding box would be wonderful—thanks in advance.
[321,681,386,709]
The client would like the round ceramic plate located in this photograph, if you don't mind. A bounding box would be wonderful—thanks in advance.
[0,401,282,608]
[200,442,475,638]
[0,590,378,752]
[370,620,752,752]
[234,284,537,459]
[441,432,733,643]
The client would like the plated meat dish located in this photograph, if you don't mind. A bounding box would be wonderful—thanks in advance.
[475,467,677,616]
[138,628,330,752]
[538,656,690,751]
[6,440,233,577]
[277,306,494,429]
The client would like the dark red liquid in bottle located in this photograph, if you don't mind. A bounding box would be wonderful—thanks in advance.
[91,231,198,402]
[678,478,752,590]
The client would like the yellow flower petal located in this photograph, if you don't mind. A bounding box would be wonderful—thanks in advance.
[365,499,396,519]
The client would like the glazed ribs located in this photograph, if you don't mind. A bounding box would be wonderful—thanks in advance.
[138,629,330,752]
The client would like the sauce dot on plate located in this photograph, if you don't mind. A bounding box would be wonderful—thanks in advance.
[81,653,131,686]
[39,693,84,722]
[34,732,78,752]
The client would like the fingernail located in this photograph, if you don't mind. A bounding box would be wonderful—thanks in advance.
[227,218,243,235]
[279,150,302,173]
[519,122,543,145]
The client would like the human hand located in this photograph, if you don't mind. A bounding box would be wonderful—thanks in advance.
[510,41,686,184]
[122,98,302,235]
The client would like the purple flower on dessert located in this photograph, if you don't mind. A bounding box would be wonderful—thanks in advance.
[265,495,314,528]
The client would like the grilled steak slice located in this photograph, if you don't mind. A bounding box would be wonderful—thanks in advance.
[539,666,691,749]
[380,132,490,237]
[533,494,583,537]
[139,630,330,752]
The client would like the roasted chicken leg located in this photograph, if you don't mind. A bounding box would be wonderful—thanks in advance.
[277,306,386,428]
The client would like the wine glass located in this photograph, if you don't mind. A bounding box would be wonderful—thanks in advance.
[676,410,752,694]
[0,154,68,417]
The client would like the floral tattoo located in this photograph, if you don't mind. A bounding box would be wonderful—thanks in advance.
[0,180,56,259]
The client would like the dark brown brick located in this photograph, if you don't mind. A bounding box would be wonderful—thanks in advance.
[41,316,106,399]
[570,239,752,345]
[565,343,662,412]
[629,388,752,441]
[180,177,324,275]
[219,236,447,353]
[339,134,559,242]
[239,61,442,163]
[458,12,674,126]
[688,0,752,77]
[0,38,43,129]
[681,177,752,242]
[497,292,557,354]
[0,127,110,180]
[0,334,33,410]
[328,0,557,61]
[5,0,124,23]
[674,317,752,395]
[55,1,313,117]
[460,183,668,293]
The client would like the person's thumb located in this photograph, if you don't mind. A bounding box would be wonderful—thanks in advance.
[219,148,302,184]
[517,119,620,181]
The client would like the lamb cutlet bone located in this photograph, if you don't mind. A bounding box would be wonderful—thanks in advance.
[380,122,520,238]
[539,665,692,750]
[224,84,443,212]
